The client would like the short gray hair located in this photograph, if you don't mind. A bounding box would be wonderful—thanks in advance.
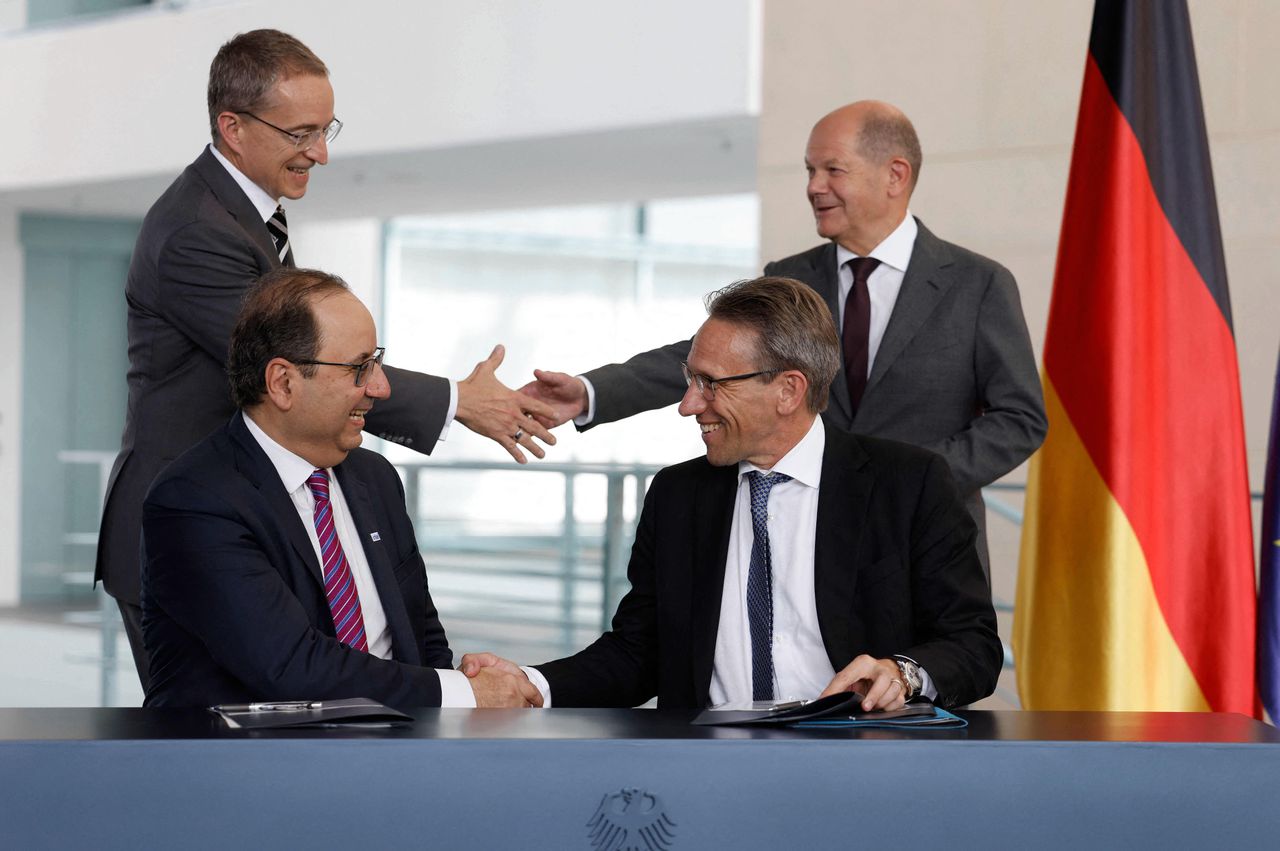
[207,29,328,141]
[704,276,839,414]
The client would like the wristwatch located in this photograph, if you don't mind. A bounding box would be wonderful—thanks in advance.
[894,657,922,701]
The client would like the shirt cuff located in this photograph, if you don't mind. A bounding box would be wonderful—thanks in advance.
[438,380,459,441]
[919,667,938,702]
[521,665,552,708]
[437,668,477,707]
[572,375,597,427]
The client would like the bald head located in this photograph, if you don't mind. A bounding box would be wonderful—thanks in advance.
[804,101,921,254]
[814,101,922,190]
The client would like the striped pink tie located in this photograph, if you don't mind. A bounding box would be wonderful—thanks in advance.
[306,469,368,652]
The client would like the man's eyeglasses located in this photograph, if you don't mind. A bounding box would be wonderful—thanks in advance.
[295,347,385,387]
[239,111,343,150]
[681,361,778,400]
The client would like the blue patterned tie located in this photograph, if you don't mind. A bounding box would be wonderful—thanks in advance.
[746,470,791,701]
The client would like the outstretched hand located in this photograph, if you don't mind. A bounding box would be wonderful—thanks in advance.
[518,369,589,429]
[456,345,558,464]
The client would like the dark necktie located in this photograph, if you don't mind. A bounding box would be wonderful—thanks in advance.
[266,205,294,266]
[841,256,882,416]
[306,469,368,652]
[746,470,791,701]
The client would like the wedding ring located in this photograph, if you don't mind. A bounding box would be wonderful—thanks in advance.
[513,428,524,441]
[889,678,905,691]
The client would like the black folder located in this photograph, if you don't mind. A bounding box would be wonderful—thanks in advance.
[209,698,412,729]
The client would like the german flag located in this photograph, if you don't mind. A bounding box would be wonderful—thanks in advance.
[1013,0,1256,714]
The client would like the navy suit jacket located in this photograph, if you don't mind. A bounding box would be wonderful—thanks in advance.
[536,422,1003,710]
[141,413,453,709]
[99,147,451,606]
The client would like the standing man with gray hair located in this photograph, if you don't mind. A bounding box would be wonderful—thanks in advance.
[521,101,1046,580]
[467,276,1002,711]
[99,29,556,689]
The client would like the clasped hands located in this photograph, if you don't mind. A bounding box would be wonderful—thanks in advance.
[458,651,541,708]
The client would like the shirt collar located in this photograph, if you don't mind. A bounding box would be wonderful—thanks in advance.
[835,210,918,273]
[737,416,825,489]
[242,411,326,494]
[208,142,281,223]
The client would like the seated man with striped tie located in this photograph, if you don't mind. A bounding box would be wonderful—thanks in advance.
[140,267,541,709]
[464,276,1001,710]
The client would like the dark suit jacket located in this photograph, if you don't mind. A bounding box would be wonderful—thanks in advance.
[536,422,1003,710]
[581,220,1047,569]
[140,413,453,710]
[97,147,451,606]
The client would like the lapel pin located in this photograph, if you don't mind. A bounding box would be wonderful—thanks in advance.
[369,532,381,542]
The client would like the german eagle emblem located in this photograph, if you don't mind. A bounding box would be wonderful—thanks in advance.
[585,787,677,850]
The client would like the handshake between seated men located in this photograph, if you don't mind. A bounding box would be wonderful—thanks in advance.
[139,268,999,711]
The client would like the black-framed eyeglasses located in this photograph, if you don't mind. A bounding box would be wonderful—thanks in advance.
[239,111,343,150]
[681,361,778,400]
[295,347,385,387]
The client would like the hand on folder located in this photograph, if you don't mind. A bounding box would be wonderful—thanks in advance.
[820,654,907,712]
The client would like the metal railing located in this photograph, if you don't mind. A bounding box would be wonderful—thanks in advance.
[53,448,1267,708]
[392,459,661,664]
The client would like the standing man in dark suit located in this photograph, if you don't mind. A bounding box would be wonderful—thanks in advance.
[142,267,542,710]
[99,29,556,688]
[520,101,1046,577]
[466,277,1002,710]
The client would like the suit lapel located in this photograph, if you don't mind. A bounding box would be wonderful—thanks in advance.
[227,414,324,586]
[334,460,421,665]
[864,220,953,401]
[806,243,855,425]
[192,147,283,268]
[690,466,739,701]
[813,423,874,670]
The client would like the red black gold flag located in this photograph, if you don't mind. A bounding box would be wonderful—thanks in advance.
[1013,0,1256,714]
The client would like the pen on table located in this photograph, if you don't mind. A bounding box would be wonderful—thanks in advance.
[216,701,324,712]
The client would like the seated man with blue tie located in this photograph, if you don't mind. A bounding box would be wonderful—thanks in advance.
[465,276,1002,710]
[141,267,541,709]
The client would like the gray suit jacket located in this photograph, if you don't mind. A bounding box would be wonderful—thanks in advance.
[582,220,1047,570]
[97,148,452,605]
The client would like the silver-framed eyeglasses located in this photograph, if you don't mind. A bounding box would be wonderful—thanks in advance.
[296,347,385,387]
[681,361,778,400]
[239,111,343,150]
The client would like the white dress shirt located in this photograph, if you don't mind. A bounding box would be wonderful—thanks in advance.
[835,212,918,379]
[243,412,475,706]
[711,416,831,703]
[713,415,935,704]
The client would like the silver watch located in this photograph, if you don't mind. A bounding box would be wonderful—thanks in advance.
[894,657,922,700]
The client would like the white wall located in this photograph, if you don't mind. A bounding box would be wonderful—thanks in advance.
[0,0,759,194]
